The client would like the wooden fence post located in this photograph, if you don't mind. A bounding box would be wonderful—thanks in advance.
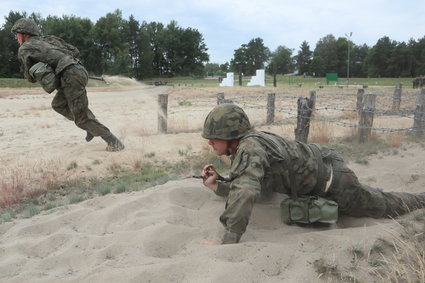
[217,93,224,105]
[295,95,314,143]
[158,94,168,134]
[392,83,402,111]
[358,94,376,143]
[309,90,316,113]
[412,88,425,137]
[356,88,365,114]
[266,93,276,124]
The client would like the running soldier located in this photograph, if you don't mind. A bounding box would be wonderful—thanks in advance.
[12,18,124,151]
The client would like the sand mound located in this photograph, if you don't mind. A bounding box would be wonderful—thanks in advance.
[0,179,399,282]
[1,85,424,282]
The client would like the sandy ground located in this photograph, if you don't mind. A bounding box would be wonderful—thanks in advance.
[0,81,424,282]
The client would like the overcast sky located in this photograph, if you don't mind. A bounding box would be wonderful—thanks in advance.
[1,0,424,63]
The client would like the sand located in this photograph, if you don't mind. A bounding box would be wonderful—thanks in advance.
[0,81,424,282]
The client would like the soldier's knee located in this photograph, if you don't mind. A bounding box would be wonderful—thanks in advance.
[74,117,88,127]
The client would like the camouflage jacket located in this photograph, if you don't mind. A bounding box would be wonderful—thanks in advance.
[215,130,332,237]
[18,35,80,83]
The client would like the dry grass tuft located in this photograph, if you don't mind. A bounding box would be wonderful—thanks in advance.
[370,212,425,282]
[132,158,143,170]
[309,120,334,144]
[0,160,68,209]
[0,173,26,207]
[386,132,406,148]
[134,126,153,136]
[168,117,190,133]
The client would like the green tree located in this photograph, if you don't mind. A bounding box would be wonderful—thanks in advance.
[351,44,369,77]
[410,37,425,76]
[388,42,411,77]
[159,20,209,76]
[145,21,165,76]
[267,45,294,75]
[313,34,338,73]
[0,11,27,77]
[364,36,397,77]
[126,16,154,79]
[296,41,312,75]
[204,63,222,76]
[220,62,229,73]
[42,15,98,73]
[92,9,131,75]
[335,37,349,77]
[310,56,326,76]
[230,37,270,75]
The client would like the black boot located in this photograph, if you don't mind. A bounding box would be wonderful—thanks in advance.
[102,134,125,152]
[85,132,94,142]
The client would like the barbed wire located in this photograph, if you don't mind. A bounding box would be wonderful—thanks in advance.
[165,87,425,133]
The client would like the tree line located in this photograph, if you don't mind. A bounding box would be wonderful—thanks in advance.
[1,9,425,79]
[0,10,209,79]
[214,34,425,78]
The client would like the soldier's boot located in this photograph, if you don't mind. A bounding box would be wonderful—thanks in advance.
[85,132,94,142]
[102,133,125,152]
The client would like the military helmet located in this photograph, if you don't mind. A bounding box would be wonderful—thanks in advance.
[202,103,252,140]
[11,18,39,36]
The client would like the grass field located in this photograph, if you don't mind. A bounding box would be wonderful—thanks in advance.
[1,76,416,88]
[0,77,113,88]
[143,75,415,88]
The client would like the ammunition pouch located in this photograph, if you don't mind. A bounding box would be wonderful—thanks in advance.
[281,196,338,225]
[29,62,59,93]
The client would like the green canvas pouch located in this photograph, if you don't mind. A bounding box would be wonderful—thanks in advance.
[29,62,59,93]
[281,196,338,225]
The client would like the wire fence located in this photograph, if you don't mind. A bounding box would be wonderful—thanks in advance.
[160,85,425,138]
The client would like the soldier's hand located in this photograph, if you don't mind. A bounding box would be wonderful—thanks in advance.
[201,164,218,192]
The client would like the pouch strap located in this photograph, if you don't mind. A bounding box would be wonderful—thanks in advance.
[280,148,298,200]
[308,144,327,196]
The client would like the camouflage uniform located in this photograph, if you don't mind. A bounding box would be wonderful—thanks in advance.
[203,104,425,244]
[17,35,111,138]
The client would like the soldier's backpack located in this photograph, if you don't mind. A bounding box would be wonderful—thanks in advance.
[41,35,80,59]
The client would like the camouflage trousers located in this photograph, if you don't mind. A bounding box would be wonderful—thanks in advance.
[324,151,424,218]
[51,64,111,138]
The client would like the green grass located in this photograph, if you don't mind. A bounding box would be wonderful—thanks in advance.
[68,193,85,204]
[0,211,13,222]
[0,78,38,88]
[141,75,415,88]
[96,183,112,196]
[0,149,228,224]
[22,205,39,218]
[0,135,406,224]
[1,76,415,89]
[66,161,78,171]
[0,77,111,89]
[114,183,126,194]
